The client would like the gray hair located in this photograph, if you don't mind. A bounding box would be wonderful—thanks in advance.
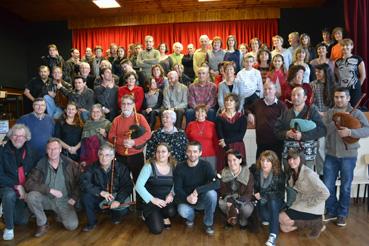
[7,124,32,141]
[98,143,115,156]
[162,110,176,124]
[90,104,105,119]
[79,62,90,69]
[172,42,183,50]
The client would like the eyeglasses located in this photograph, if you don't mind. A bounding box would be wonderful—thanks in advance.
[12,134,26,139]
[122,102,133,106]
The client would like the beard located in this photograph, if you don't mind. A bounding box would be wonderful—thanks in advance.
[122,110,133,117]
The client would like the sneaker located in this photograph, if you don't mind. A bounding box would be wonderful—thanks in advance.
[3,228,14,241]
[204,225,215,236]
[336,216,346,227]
[265,233,277,246]
[323,213,337,222]
[82,224,96,232]
[185,220,194,228]
[262,221,270,226]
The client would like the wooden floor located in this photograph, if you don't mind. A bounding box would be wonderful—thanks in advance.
[1,200,369,246]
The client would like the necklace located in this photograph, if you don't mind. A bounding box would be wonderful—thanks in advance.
[196,121,206,136]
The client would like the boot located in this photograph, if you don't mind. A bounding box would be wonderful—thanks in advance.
[308,218,326,239]
[293,219,309,229]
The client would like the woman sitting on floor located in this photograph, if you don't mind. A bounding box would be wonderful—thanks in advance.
[136,143,177,234]
[279,149,329,239]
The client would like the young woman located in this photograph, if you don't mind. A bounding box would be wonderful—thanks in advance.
[330,27,344,62]
[266,54,287,97]
[310,63,335,114]
[54,102,83,161]
[335,38,366,106]
[136,143,177,234]
[142,79,163,130]
[158,43,171,74]
[185,104,218,172]
[254,150,285,246]
[216,94,247,171]
[291,47,315,83]
[254,48,272,84]
[224,35,242,72]
[219,149,254,229]
[300,33,316,62]
[279,149,329,239]
[117,71,144,112]
[245,37,260,59]
[271,35,292,70]
[151,64,169,91]
[217,61,241,111]
[310,43,335,73]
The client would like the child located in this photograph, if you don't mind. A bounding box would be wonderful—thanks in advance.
[266,54,287,97]
[236,55,263,109]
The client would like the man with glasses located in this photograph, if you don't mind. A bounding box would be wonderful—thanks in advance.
[17,98,54,155]
[0,124,39,240]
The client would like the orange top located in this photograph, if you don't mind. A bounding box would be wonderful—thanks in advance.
[330,43,342,62]
[108,113,151,156]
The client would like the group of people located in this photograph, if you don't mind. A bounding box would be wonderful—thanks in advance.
[0,27,368,246]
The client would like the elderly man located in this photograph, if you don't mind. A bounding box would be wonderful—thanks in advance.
[0,124,39,240]
[17,98,54,155]
[137,35,160,81]
[79,61,96,90]
[323,87,369,227]
[170,42,184,69]
[92,46,104,77]
[57,75,94,121]
[80,144,133,231]
[182,43,195,81]
[275,86,326,171]
[25,138,80,237]
[163,71,188,129]
[174,141,219,236]
[108,94,151,182]
[193,35,209,77]
[186,66,217,123]
[247,81,287,160]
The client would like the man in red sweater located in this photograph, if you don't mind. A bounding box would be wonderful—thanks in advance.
[108,94,151,182]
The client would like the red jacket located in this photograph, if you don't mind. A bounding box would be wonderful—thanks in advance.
[118,86,144,112]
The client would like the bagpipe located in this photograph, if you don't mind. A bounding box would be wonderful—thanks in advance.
[332,93,366,144]
[124,105,147,155]
[99,137,135,210]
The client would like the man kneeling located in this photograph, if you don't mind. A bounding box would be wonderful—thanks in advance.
[80,144,133,232]
[174,141,220,235]
[25,138,80,237]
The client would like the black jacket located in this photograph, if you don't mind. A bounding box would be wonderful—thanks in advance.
[0,142,39,188]
[253,170,285,201]
[80,162,133,202]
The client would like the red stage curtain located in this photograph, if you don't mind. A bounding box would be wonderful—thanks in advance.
[344,0,368,101]
[72,19,278,56]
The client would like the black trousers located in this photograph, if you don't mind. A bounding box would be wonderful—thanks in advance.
[144,202,176,234]
[116,152,144,183]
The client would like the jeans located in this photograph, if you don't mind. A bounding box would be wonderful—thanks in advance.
[44,95,63,119]
[324,154,357,217]
[257,198,283,235]
[81,193,128,226]
[177,190,217,226]
[0,187,29,229]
